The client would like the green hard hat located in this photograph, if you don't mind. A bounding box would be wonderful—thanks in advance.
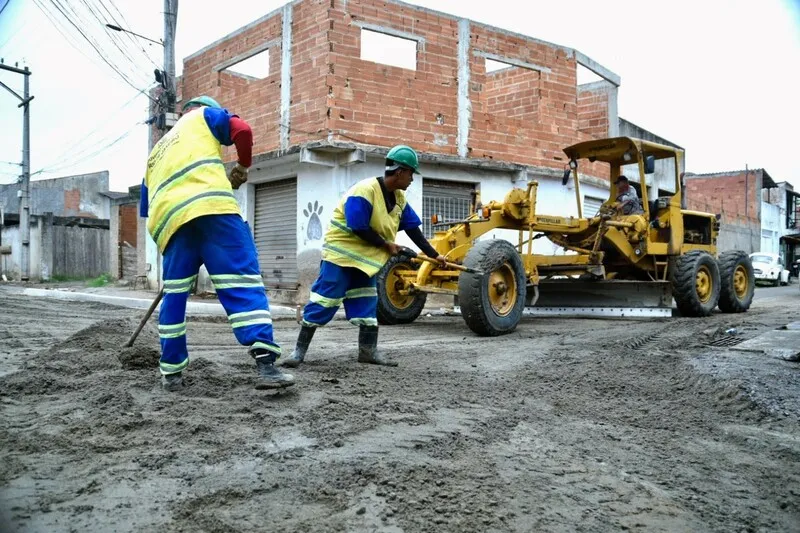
[386,145,420,173]
[181,95,222,111]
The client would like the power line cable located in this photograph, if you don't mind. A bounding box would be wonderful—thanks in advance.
[32,0,151,96]
[34,123,141,176]
[35,89,145,171]
[98,0,161,71]
[39,0,156,101]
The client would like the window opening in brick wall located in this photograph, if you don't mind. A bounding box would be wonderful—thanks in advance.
[360,28,417,70]
[577,63,603,85]
[422,179,476,238]
[481,57,540,122]
[485,58,513,74]
[223,49,270,79]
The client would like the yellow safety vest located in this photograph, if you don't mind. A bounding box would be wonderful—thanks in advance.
[322,178,406,276]
[145,108,241,251]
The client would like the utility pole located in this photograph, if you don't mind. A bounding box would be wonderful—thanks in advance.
[0,60,33,281]
[163,0,177,114]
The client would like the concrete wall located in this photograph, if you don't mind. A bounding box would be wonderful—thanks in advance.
[717,221,760,254]
[760,201,782,255]
[0,224,39,280]
[0,171,111,218]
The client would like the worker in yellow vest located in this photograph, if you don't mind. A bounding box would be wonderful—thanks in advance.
[281,145,445,368]
[140,95,294,391]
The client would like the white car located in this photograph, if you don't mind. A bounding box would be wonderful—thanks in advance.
[749,252,790,286]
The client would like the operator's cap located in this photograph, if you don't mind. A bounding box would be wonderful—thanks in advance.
[615,175,629,184]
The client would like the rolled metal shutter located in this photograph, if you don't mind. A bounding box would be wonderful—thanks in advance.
[254,178,298,288]
[583,196,604,218]
[422,179,475,238]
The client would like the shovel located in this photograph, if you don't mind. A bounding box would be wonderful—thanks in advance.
[125,288,164,347]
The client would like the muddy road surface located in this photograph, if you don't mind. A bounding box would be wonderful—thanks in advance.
[1,286,799,532]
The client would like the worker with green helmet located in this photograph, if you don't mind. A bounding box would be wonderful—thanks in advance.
[282,145,446,368]
[139,95,294,391]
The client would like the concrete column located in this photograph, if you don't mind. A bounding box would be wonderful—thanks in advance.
[39,212,54,282]
[457,19,471,158]
[280,3,293,151]
[109,203,120,280]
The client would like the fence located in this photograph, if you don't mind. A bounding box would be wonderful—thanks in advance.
[52,224,109,278]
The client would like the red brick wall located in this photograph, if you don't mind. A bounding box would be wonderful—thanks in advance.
[577,85,609,138]
[119,204,138,247]
[484,67,540,121]
[179,0,613,179]
[685,171,761,224]
[180,11,285,160]
[291,0,333,145]
[326,0,460,152]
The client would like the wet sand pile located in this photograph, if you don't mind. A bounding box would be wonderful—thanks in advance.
[55,317,161,370]
[1,317,161,396]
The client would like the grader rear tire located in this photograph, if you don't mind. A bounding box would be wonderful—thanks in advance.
[717,251,754,313]
[376,255,427,325]
[458,240,526,336]
[671,250,720,317]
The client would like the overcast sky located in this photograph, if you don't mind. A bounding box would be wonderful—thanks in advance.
[1,0,799,192]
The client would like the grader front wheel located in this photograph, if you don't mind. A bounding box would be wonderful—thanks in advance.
[376,255,427,325]
[671,250,721,317]
[458,239,527,336]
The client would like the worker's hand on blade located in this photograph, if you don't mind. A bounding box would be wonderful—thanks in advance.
[228,163,249,189]
[384,242,402,256]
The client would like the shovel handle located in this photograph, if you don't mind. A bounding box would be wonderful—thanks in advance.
[125,288,164,347]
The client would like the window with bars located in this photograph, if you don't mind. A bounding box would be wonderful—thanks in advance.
[422,179,476,238]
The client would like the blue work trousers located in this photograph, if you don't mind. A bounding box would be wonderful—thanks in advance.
[302,261,378,328]
[158,214,279,375]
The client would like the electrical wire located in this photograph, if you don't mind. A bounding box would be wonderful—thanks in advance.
[32,0,149,94]
[34,0,156,102]
[53,0,151,87]
[101,0,162,71]
[33,123,141,176]
[34,89,145,173]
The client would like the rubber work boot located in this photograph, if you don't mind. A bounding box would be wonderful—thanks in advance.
[252,349,295,390]
[357,326,398,366]
[161,372,184,392]
[280,325,316,368]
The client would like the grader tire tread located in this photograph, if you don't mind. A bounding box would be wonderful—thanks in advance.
[671,250,720,317]
[459,239,526,336]
[717,250,754,313]
[376,256,427,325]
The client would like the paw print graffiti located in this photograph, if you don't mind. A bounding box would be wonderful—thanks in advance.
[304,201,324,241]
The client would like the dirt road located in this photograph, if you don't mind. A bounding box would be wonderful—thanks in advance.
[1,285,799,532]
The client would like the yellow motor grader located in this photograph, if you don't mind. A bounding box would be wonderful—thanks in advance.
[377,136,756,336]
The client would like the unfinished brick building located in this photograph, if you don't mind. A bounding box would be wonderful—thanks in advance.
[685,169,800,264]
[145,0,679,298]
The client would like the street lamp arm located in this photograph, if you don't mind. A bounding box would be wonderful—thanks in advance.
[105,23,163,46]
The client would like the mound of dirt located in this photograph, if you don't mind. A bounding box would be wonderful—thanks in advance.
[53,317,161,370]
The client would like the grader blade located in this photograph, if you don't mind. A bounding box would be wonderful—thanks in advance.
[525,280,673,318]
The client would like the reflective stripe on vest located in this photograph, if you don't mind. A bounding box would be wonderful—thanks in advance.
[321,178,405,277]
[145,109,241,251]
